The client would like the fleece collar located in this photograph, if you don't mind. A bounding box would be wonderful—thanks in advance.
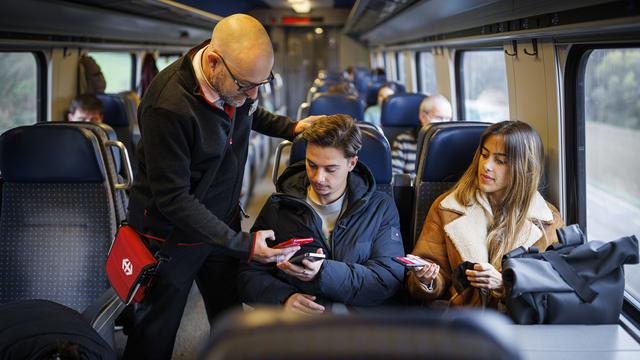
[440,191,553,267]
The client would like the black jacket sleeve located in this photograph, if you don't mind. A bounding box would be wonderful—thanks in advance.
[316,197,405,306]
[237,199,299,304]
[251,106,297,141]
[141,107,253,257]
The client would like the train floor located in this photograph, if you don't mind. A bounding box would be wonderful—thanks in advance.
[114,169,277,359]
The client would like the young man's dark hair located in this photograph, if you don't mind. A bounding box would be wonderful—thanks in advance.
[67,94,103,123]
[300,114,362,158]
[238,115,404,314]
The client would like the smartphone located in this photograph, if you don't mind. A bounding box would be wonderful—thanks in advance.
[393,256,431,267]
[272,237,314,249]
[289,252,326,264]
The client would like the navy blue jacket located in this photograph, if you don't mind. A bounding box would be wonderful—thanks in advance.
[237,161,404,307]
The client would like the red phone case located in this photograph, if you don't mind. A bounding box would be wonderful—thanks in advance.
[273,237,314,249]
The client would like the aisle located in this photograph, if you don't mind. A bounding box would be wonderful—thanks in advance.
[171,169,278,359]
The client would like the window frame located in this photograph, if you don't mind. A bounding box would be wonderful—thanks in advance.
[564,43,640,332]
[455,47,507,122]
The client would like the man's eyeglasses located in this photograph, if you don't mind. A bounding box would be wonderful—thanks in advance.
[213,51,274,92]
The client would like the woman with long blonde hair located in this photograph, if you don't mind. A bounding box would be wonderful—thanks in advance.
[407,120,564,308]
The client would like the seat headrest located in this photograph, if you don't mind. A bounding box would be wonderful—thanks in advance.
[381,93,426,127]
[308,94,364,121]
[419,123,489,182]
[365,82,385,107]
[0,126,106,183]
[36,122,121,173]
[289,122,392,185]
[96,93,129,127]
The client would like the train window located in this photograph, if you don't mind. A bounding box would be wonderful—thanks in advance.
[457,50,508,122]
[417,51,437,95]
[385,52,397,81]
[157,54,180,71]
[0,52,39,135]
[88,51,133,93]
[581,48,640,301]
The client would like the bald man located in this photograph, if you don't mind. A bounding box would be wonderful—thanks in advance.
[124,14,318,359]
[391,94,452,176]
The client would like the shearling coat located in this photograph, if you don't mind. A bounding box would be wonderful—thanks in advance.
[407,190,564,308]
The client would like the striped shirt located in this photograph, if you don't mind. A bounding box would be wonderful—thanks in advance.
[391,128,419,176]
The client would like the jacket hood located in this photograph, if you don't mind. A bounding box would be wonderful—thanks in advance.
[275,160,376,204]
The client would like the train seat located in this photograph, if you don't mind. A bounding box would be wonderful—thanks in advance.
[201,307,520,360]
[118,91,141,148]
[365,81,406,108]
[97,93,135,160]
[308,94,365,121]
[380,93,426,142]
[0,125,116,311]
[281,122,393,198]
[36,122,133,224]
[411,122,489,246]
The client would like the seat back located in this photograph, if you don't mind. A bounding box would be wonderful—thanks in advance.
[202,307,520,360]
[97,93,134,159]
[287,122,392,197]
[36,122,133,224]
[412,122,489,244]
[308,94,364,121]
[0,125,116,312]
[381,93,426,142]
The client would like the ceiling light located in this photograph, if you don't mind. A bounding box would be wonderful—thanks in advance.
[291,1,311,14]
[314,27,323,35]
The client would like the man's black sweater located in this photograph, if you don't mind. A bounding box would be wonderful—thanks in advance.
[127,42,297,260]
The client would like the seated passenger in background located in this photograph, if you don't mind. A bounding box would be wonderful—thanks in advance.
[238,115,404,314]
[406,120,564,308]
[67,94,103,123]
[391,94,452,176]
[364,85,394,127]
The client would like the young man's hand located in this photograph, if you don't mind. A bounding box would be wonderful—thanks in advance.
[277,248,324,282]
[283,293,325,314]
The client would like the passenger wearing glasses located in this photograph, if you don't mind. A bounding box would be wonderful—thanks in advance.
[406,121,564,308]
[124,14,320,359]
[391,94,452,176]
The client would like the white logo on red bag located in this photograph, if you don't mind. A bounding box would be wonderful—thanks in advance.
[122,259,133,276]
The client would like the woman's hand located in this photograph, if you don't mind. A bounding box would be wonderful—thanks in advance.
[466,262,503,291]
[407,255,440,288]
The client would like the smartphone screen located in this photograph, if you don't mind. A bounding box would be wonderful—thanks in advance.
[393,256,430,267]
[290,252,325,264]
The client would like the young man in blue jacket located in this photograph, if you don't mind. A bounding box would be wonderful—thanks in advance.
[238,115,404,313]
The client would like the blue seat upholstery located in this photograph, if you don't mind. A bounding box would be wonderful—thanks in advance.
[288,122,393,197]
[202,307,521,360]
[96,93,134,159]
[0,125,116,312]
[308,94,364,121]
[365,81,386,107]
[36,122,130,224]
[412,122,490,245]
[365,81,406,107]
[380,93,426,142]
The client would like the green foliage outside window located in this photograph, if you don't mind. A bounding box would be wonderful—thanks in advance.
[0,53,37,135]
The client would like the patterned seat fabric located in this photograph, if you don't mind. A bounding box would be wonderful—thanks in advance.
[411,122,490,247]
[0,125,116,312]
